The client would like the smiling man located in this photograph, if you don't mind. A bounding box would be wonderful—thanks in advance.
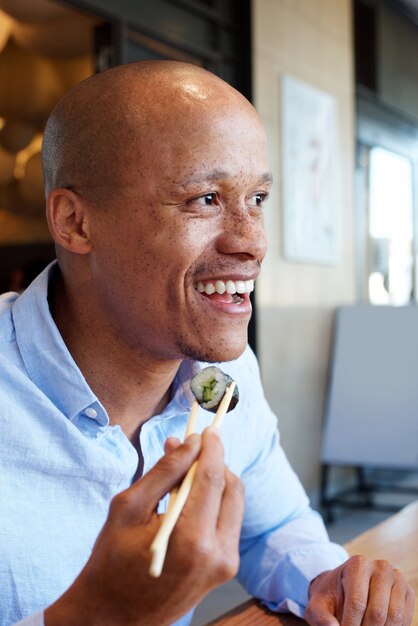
[0,62,414,626]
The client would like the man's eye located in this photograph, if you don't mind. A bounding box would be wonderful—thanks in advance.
[249,192,268,207]
[194,192,218,206]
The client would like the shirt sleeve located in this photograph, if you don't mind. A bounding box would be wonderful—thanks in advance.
[236,349,348,618]
[13,611,44,626]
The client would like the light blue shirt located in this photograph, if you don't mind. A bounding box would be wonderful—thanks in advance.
[0,263,347,626]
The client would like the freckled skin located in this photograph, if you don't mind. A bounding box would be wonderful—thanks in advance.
[44,61,271,431]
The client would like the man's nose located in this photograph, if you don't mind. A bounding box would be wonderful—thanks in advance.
[216,207,268,262]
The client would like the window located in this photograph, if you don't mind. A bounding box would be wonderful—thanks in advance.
[368,147,414,305]
[355,96,418,306]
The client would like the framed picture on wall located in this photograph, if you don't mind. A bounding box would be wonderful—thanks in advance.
[281,75,339,264]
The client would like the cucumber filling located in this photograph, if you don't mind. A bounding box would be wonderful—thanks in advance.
[202,379,218,402]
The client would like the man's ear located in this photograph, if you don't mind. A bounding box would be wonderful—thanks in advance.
[46,189,92,254]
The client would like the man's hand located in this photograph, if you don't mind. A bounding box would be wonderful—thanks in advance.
[305,555,415,626]
[44,428,244,626]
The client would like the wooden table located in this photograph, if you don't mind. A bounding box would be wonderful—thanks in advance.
[207,501,418,625]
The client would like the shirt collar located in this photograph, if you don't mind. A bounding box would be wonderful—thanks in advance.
[12,261,108,425]
[12,261,202,425]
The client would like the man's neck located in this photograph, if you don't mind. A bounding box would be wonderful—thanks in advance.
[49,270,181,443]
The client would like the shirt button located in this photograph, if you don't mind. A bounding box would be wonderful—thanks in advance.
[85,407,98,419]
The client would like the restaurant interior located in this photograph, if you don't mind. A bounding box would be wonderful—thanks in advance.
[0,0,417,623]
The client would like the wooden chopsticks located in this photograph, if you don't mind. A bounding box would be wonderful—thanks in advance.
[149,382,236,578]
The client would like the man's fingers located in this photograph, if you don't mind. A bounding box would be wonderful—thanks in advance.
[170,429,243,585]
[341,556,372,626]
[404,584,415,626]
[109,434,202,524]
[216,468,245,577]
[361,563,393,626]
[217,468,244,536]
[307,557,414,626]
[342,559,413,626]
[164,436,181,454]
[384,579,409,626]
[363,572,412,626]
[182,428,226,529]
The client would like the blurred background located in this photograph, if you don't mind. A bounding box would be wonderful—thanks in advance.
[0,1,417,622]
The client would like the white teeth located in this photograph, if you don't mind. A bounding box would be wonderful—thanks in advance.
[196,278,255,295]
[225,280,236,294]
[204,282,215,295]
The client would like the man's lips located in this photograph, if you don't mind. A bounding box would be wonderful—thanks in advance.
[199,291,247,304]
[193,279,254,315]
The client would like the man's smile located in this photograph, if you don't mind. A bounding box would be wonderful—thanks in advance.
[194,278,254,307]
[195,278,255,295]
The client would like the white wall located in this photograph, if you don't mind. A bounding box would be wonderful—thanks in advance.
[253,0,357,495]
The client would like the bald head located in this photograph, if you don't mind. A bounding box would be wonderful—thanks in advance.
[41,61,256,203]
[43,60,270,365]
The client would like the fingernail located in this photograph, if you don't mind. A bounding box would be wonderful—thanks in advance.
[166,436,180,446]
[185,433,200,444]
[205,426,220,439]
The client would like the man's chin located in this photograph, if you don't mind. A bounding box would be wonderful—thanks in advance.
[176,338,247,364]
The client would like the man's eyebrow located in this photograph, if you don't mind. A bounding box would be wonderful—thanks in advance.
[178,169,273,187]
[178,169,231,186]
[259,172,273,184]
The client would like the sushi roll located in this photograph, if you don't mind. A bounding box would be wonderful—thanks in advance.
[190,366,239,413]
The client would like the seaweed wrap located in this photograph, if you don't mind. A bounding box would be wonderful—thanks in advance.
[190,366,239,413]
